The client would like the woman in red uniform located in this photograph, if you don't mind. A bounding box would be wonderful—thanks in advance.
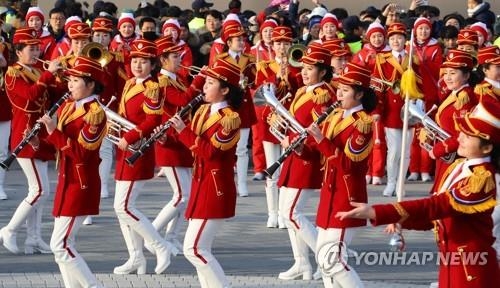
[110,13,140,78]
[37,56,106,288]
[0,28,60,255]
[474,46,500,105]
[112,39,174,275]
[277,42,334,280]
[338,101,500,288]
[307,62,376,287]
[169,58,242,288]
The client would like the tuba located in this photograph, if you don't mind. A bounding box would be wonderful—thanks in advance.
[407,101,456,163]
[287,44,306,68]
[102,105,144,152]
[82,42,113,67]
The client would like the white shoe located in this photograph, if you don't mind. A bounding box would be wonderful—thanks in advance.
[372,176,383,185]
[365,175,372,184]
[239,191,249,197]
[278,263,312,280]
[154,241,173,274]
[156,168,166,178]
[24,238,52,254]
[429,282,438,288]
[421,173,432,182]
[382,183,396,197]
[252,172,265,181]
[113,257,147,274]
[313,267,322,280]
[0,190,7,200]
[278,216,286,229]
[100,191,109,199]
[266,214,278,228]
[83,216,93,225]
[0,227,19,254]
[407,172,419,181]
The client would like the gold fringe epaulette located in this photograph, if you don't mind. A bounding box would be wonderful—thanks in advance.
[446,192,496,214]
[220,109,241,132]
[354,112,372,133]
[6,65,21,77]
[312,87,331,104]
[344,136,373,162]
[464,166,495,194]
[111,51,124,63]
[376,52,391,64]
[256,61,269,75]
[454,90,470,110]
[296,86,307,96]
[242,52,256,62]
[83,102,105,125]
[215,52,229,61]
[144,81,160,101]
[158,75,171,88]
[474,82,492,98]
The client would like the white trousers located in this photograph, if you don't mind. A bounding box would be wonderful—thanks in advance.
[50,216,102,288]
[0,120,10,191]
[384,128,414,186]
[316,227,363,288]
[280,187,318,257]
[98,138,114,197]
[152,166,192,240]
[263,141,281,215]
[183,219,229,288]
[236,128,250,196]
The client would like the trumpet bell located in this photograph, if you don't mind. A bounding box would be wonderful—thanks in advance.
[288,44,306,68]
[82,42,113,68]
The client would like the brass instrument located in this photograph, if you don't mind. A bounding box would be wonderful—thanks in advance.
[102,106,144,153]
[370,77,401,94]
[287,44,306,68]
[407,100,456,163]
[179,64,204,78]
[81,42,113,67]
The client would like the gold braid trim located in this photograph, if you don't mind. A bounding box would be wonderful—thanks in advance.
[83,102,105,125]
[446,192,496,214]
[6,66,21,77]
[111,51,124,62]
[344,139,373,162]
[158,75,171,88]
[78,126,106,150]
[463,166,496,194]
[474,83,490,98]
[144,81,160,100]
[454,90,470,110]
[392,203,410,223]
[354,112,372,133]
[312,87,331,104]
[220,108,241,132]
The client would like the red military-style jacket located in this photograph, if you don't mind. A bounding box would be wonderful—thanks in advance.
[372,51,420,129]
[177,41,193,84]
[371,158,499,288]
[178,103,241,219]
[352,43,390,72]
[277,82,335,189]
[99,52,128,111]
[38,28,56,61]
[0,41,11,122]
[214,51,257,128]
[254,58,301,143]
[48,97,107,216]
[250,41,275,63]
[208,38,251,66]
[413,39,442,111]
[110,33,140,78]
[114,77,163,181]
[155,71,199,167]
[474,79,500,106]
[49,37,71,60]
[4,63,58,160]
[316,107,373,228]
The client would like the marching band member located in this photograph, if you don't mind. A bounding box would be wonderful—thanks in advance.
[148,35,203,253]
[408,17,443,183]
[324,39,351,86]
[113,39,174,275]
[26,7,55,61]
[110,12,140,78]
[338,101,500,288]
[50,16,82,60]
[37,56,107,288]
[0,31,11,200]
[475,46,500,105]
[208,13,250,66]
[161,18,193,84]
[456,28,479,56]
[214,21,257,197]
[307,62,376,288]
[58,22,91,70]
[277,42,334,280]
[169,57,242,288]
[0,28,61,254]
[250,19,277,181]
[254,26,301,228]
[372,22,417,197]
[426,50,478,194]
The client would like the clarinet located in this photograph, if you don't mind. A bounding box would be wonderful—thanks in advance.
[264,101,342,178]
[0,92,71,170]
[125,94,204,166]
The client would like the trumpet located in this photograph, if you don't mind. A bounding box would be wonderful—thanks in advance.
[287,44,306,68]
[102,106,144,153]
[370,77,401,94]
[179,64,204,78]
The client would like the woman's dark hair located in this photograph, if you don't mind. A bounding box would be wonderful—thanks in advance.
[480,138,500,172]
[220,80,243,110]
[440,25,459,40]
[83,76,104,94]
[476,63,491,82]
[315,63,333,83]
[458,67,480,87]
[353,85,377,113]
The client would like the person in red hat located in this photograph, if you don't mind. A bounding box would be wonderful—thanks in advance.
[161,18,194,84]
[353,21,390,72]
[252,25,302,229]
[208,13,251,66]
[112,39,174,276]
[249,18,278,183]
[425,49,479,195]
[474,46,500,105]
[26,6,56,61]
[49,16,82,60]
[275,41,335,281]
[147,35,205,254]
[110,12,140,78]
[456,28,479,56]
[407,16,442,184]
[168,57,242,288]
[307,61,376,287]
[211,18,257,198]
[372,22,420,196]
[35,56,107,288]
[56,22,92,71]
[0,27,62,255]
[338,100,500,288]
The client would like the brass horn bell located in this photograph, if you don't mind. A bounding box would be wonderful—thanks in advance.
[82,42,113,68]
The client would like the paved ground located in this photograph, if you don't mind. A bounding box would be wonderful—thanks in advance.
[0,161,438,287]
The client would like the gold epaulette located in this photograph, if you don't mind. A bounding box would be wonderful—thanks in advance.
[454,90,470,110]
[312,87,331,104]
[215,52,229,61]
[6,65,22,77]
[144,81,160,101]
[83,102,105,125]
[242,52,256,62]
[296,86,307,96]
[354,111,373,133]
[111,51,124,62]
[158,75,171,88]
[220,108,241,132]
[474,82,492,98]
[376,52,391,64]
[256,60,269,73]
[466,166,495,194]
